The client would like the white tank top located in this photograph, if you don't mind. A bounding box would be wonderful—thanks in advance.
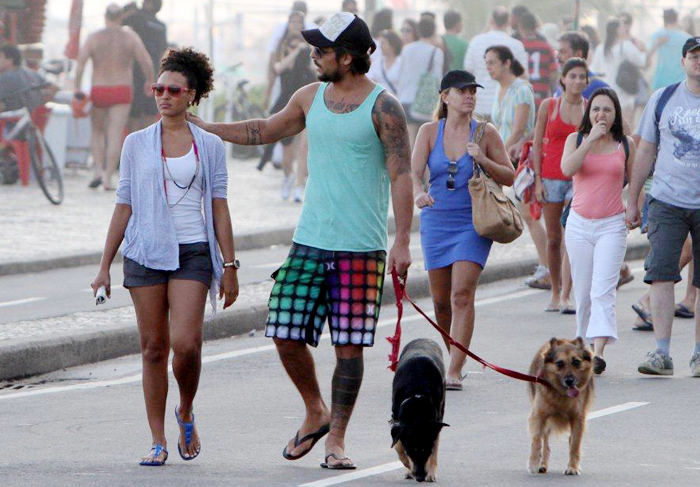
[164,145,207,244]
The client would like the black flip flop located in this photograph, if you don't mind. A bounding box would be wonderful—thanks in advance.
[675,303,695,319]
[282,423,330,460]
[631,304,653,331]
[321,453,357,470]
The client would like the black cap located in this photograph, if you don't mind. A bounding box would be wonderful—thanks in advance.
[440,70,484,92]
[683,37,700,57]
[302,12,376,54]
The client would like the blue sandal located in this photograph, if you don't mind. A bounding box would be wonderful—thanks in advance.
[175,406,201,461]
[139,444,168,466]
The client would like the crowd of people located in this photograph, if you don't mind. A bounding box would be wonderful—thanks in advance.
[76,0,700,472]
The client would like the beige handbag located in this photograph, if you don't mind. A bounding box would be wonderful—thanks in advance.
[468,122,524,244]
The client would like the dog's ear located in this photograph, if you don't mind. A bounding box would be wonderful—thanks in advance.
[573,337,585,349]
[391,422,404,448]
[544,337,559,363]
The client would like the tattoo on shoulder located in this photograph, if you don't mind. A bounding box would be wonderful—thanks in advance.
[373,93,411,176]
[245,121,262,145]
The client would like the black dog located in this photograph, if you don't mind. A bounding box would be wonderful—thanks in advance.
[391,338,448,482]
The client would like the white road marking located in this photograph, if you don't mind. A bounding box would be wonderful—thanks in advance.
[296,401,651,486]
[0,288,533,401]
[299,462,404,487]
[586,402,649,419]
[0,297,45,308]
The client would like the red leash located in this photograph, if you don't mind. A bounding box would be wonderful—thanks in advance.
[387,270,550,388]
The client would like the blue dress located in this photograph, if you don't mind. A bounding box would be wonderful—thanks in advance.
[420,119,492,270]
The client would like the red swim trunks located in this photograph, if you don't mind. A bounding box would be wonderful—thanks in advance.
[90,85,133,108]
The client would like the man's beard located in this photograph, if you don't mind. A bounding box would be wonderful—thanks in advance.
[318,67,342,83]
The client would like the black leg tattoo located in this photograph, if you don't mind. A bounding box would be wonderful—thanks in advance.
[330,357,364,432]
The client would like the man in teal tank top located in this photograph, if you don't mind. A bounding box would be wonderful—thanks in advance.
[190,12,413,470]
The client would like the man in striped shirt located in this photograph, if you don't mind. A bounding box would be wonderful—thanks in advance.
[517,10,557,110]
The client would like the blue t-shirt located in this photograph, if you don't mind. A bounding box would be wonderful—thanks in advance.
[649,29,690,92]
[636,82,700,209]
[554,71,609,99]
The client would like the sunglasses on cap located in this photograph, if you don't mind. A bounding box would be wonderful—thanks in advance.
[151,83,191,97]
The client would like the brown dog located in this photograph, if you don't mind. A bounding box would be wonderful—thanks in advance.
[527,337,594,476]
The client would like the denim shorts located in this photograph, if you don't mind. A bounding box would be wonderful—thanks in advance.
[542,178,573,203]
[123,242,213,289]
[644,198,700,287]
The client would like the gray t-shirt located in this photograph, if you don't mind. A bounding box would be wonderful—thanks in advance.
[0,68,45,112]
[637,81,700,209]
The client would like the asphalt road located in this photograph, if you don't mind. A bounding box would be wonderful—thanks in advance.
[2,264,699,486]
[0,237,425,325]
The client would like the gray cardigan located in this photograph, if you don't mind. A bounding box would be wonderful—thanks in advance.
[116,121,228,319]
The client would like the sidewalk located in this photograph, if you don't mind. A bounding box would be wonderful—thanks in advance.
[0,157,306,275]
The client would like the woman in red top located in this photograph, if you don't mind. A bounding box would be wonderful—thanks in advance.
[531,58,588,313]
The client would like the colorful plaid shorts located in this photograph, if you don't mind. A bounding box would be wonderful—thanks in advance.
[265,243,387,347]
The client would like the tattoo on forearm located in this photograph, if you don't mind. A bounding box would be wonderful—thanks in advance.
[245,121,262,145]
[331,357,364,429]
[374,93,411,177]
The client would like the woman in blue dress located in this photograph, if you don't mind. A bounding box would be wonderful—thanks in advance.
[411,70,514,390]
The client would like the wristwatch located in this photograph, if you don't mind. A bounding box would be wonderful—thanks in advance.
[223,259,241,270]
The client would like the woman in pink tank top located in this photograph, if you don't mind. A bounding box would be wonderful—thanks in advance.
[531,58,588,314]
[560,88,635,375]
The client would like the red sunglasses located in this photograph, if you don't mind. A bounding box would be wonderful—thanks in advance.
[151,83,190,97]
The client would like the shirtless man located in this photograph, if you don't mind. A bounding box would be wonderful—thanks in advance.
[75,4,154,190]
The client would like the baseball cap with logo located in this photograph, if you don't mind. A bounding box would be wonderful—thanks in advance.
[682,37,700,57]
[302,12,376,54]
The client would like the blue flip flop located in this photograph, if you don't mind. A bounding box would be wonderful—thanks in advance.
[175,406,201,461]
[139,443,168,466]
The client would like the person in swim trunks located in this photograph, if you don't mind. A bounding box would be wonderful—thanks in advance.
[190,12,413,470]
[75,3,153,190]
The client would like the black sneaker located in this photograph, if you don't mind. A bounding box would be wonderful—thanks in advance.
[88,177,103,189]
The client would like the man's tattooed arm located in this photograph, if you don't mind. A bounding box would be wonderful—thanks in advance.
[373,91,413,274]
[189,84,315,145]
[373,92,412,179]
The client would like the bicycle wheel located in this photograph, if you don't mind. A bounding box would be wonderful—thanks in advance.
[28,128,64,205]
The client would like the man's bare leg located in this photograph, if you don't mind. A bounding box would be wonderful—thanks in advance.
[90,107,108,184]
[325,345,364,468]
[274,338,331,458]
[104,103,131,190]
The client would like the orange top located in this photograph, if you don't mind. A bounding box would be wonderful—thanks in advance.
[571,143,626,220]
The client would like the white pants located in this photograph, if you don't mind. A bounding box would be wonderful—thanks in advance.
[565,210,628,343]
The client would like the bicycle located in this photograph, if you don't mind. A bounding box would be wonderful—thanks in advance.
[0,84,63,205]
[214,63,266,160]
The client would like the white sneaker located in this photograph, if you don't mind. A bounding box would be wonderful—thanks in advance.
[281,176,293,200]
[524,264,549,285]
[293,186,304,203]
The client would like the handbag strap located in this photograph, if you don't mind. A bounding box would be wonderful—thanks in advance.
[380,60,397,94]
[471,121,487,177]
[427,47,437,73]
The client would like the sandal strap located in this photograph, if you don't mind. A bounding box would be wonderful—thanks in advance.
[175,406,195,447]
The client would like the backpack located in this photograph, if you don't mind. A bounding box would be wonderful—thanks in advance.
[654,82,681,146]
[615,43,642,95]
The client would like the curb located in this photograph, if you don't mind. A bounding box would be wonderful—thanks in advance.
[0,240,649,381]
[0,216,420,277]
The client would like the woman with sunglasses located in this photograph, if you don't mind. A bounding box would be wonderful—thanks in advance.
[561,87,635,375]
[91,47,239,466]
[411,70,514,390]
